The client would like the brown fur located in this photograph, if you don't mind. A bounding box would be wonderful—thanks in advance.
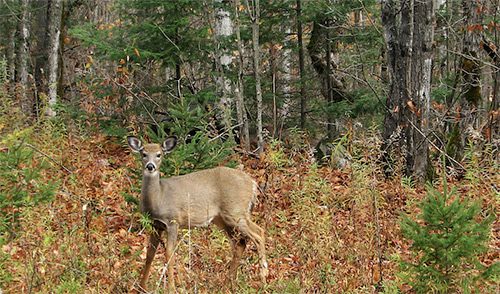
[127,136,268,293]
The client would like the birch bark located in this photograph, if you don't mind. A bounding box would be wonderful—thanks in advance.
[214,0,234,140]
[234,0,250,150]
[245,0,263,152]
[16,0,31,113]
[46,0,63,117]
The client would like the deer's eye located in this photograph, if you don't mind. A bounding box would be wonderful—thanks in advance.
[142,153,147,158]
[156,154,161,158]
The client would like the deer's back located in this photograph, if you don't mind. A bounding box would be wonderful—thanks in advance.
[158,166,257,228]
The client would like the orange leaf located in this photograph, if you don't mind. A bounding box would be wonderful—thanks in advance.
[407,100,418,115]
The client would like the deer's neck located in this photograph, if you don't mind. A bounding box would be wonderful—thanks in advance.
[140,172,162,214]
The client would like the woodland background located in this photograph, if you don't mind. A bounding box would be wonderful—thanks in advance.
[0,0,498,293]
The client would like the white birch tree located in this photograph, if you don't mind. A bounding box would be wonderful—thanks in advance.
[245,0,263,153]
[234,0,250,150]
[46,0,63,117]
[16,0,30,113]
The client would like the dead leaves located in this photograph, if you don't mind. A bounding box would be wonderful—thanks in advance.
[406,99,421,117]
[3,127,498,293]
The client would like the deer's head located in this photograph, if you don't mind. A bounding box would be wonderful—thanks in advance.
[127,136,177,174]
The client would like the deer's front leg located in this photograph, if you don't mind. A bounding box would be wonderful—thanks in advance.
[165,221,179,293]
[139,229,162,292]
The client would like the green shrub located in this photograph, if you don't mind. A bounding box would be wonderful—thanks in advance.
[145,92,235,176]
[0,248,13,285]
[0,141,58,235]
[400,183,498,293]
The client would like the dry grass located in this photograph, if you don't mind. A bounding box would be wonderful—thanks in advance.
[1,118,498,293]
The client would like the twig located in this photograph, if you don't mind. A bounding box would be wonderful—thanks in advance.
[208,122,242,143]
[109,78,160,128]
[447,49,500,70]
[2,0,22,21]
[406,119,465,171]
[154,23,198,94]
[370,171,383,290]
[24,142,72,174]
[155,230,190,292]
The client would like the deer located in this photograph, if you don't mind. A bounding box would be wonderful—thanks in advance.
[127,136,268,293]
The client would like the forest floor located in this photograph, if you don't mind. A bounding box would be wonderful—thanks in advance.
[1,115,498,293]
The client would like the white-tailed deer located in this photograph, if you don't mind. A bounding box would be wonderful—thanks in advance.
[127,136,268,293]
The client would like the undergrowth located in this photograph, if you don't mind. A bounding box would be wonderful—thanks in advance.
[0,88,498,293]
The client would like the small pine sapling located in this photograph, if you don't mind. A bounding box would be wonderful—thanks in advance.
[146,92,235,176]
[400,180,497,293]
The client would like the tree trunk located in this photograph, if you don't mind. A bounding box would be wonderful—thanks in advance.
[381,0,412,168]
[307,16,350,138]
[325,25,334,139]
[353,9,363,89]
[270,45,277,137]
[381,0,434,184]
[445,0,484,174]
[16,0,31,113]
[480,35,499,142]
[6,16,17,87]
[296,0,306,129]
[233,0,250,150]
[46,0,63,117]
[58,0,83,101]
[382,0,412,177]
[175,59,181,98]
[32,0,49,114]
[246,0,263,153]
[213,0,234,140]
[408,0,434,182]
[459,0,483,144]
[279,10,293,137]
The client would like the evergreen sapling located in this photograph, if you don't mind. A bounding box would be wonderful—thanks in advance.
[400,181,497,293]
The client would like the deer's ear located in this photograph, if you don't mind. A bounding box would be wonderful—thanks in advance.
[127,136,143,153]
[162,136,177,153]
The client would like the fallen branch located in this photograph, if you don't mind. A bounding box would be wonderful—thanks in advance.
[24,142,72,174]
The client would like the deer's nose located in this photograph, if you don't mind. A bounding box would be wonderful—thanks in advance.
[146,163,155,172]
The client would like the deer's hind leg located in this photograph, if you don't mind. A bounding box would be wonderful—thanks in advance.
[215,217,248,285]
[227,229,247,282]
[233,217,268,283]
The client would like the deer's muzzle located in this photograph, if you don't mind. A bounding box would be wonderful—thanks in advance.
[146,163,156,172]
